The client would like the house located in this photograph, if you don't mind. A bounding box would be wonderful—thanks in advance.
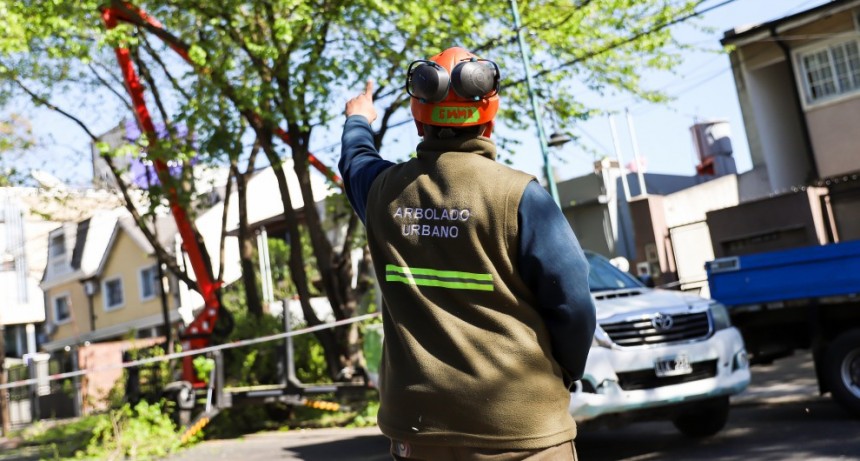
[40,210,180,352]
[718,0,860,242]
[1,185,121,359]
[611,1,860,294]
[558,147,738,292]
[37,209,181,412]
[185,161,337,311]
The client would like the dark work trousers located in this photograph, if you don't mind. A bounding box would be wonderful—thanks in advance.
[390,439,578,461]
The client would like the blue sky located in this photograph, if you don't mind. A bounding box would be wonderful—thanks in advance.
[497,0,832,182]
[8,0,830,188]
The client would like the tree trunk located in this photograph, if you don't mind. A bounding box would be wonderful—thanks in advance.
[255,135,342,378]
[288,134,366,372]
[235,168,263,318]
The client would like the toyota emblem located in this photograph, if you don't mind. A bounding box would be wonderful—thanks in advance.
[651,313,674,331]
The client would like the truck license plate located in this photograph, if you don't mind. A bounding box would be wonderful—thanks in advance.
[654,354,692,377]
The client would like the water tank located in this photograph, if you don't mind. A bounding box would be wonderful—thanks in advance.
[690,120,733,161]
[691,120,737,177]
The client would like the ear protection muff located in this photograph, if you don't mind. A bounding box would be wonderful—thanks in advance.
[451,59,500,101]
[409,47,501,131]
[407,60,450,103]
[407,58,499,103]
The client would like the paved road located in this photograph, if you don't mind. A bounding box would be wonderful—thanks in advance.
[163,352,860,461]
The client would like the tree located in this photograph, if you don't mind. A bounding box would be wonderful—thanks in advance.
[0,0,706,379]
[0,115,34,186]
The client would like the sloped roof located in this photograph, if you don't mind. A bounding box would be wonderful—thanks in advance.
[42,208,177,287]
[92,214,177,277]
[721,0,860,46]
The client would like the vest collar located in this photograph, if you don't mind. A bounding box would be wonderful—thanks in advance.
[416,136,497,161]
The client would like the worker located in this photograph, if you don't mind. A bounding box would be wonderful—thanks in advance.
[339,46,596,461]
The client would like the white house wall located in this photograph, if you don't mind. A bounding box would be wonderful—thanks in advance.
[661,175,740,229]
[186,163,336,311]
[805,96,860,178]
[744,58,812,191]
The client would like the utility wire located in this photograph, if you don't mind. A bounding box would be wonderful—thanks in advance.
[317,0,742,155]
[509,0,742,86]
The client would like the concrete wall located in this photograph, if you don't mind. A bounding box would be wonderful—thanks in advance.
[706,188,833,258]
[806,97,860,178]
[744,59,813,191]
[662,175,740,228]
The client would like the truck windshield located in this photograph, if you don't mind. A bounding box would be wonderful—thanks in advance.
[585,252,644,292]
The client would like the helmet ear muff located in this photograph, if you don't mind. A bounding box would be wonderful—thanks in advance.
[451,59,499,100]
[407,60,450,103]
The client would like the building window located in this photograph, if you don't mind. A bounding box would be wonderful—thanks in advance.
[799,39,860,104]
[49,234,66,257]
[139,265,159,301]
[53,295,71,324]
[103,277,124,311]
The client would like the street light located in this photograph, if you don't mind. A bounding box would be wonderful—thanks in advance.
[548,132,572,149]
[510,0,561,207]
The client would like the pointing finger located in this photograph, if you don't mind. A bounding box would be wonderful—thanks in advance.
[364,80,374,99]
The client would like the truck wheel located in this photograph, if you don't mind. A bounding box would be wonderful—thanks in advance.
[823,330,860,417]
[671,396,730,438]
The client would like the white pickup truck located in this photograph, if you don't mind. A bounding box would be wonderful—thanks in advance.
[570,251,751,437]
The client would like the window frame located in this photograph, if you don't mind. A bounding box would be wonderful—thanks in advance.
[52,292,72,325]
[102,276,125,311]
[138,265,159,301]
[49,233,66,257]
[795,34,860,108]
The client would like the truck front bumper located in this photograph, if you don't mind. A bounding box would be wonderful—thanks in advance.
[569,328,751,422]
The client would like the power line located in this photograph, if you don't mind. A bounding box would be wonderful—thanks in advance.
[508,0,743,86]
[594,0,839,114]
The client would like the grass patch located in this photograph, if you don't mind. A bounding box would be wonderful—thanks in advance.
[4,401,184,461]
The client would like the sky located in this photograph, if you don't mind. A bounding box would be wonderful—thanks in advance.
[5,0,833,188]
[335,0,833,185]
[496,0,832,183]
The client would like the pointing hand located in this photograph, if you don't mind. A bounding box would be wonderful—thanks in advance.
[345,80,378,124]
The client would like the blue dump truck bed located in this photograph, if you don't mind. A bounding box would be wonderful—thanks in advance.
[706,239,860,307]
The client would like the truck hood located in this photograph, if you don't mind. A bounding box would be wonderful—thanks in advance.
[592,288,709,321]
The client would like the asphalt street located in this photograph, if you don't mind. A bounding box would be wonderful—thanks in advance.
[160,351,860,461]
[1,351,855,460]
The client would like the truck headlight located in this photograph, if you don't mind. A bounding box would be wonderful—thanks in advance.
[733,349,749,371]
[710,302,732,331]
[592,325,613,349]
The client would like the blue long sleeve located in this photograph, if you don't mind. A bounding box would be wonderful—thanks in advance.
[339,115,395,223]
[518,181,596,382]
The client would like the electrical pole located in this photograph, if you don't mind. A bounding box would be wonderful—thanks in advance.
[510,0,561,207]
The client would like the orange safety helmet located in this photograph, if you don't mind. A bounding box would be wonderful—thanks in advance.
[408,47,500,136]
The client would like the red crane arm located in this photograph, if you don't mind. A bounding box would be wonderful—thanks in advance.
[101,2,343,354]
[101,2,342,184]
[102,1,345,386]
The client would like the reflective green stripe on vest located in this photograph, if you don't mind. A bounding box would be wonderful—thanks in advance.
[385,264,494,291]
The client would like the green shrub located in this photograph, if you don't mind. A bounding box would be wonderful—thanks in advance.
[15,401,183,460]
[78,401,181,460]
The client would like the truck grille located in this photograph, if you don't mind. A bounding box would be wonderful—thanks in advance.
[602,312,711,347]
[617,359,718,390]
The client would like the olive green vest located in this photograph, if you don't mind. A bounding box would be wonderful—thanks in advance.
[366,135,576,449]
